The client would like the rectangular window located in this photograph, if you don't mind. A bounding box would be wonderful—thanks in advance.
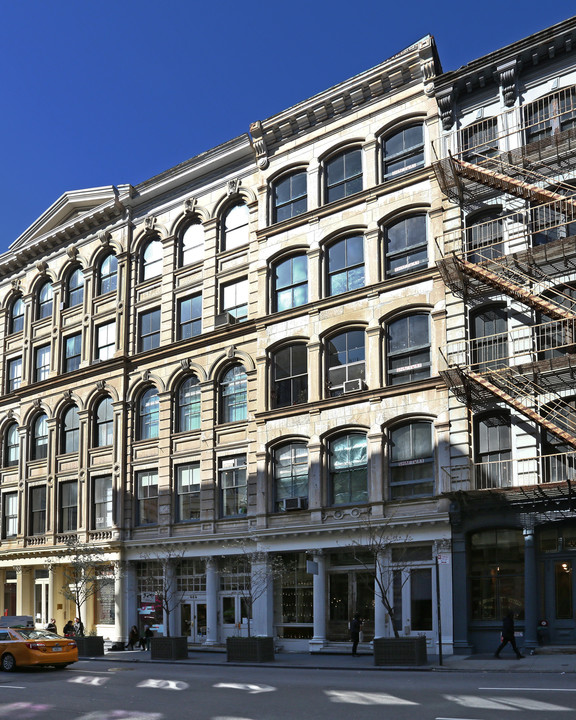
[35,345,51,382]
[138,309,161,352]
[94,476,113,530]
[222,279,248,320]
[60,481,78,532]
[137,470,158,525]
[219,455,247,517]
[410,568,432,631]
[64,333,82,373]
[7,357,22,393]
[30,486,46,536]
[96,322,116,361]
[176,463,201,522]
[178,294,202,340]
[2,492,17,539]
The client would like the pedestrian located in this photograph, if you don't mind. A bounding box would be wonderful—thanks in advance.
[74,617,84,637]
[495,611,524,659]
[63,620,75,637]
[46,619,57,634]
[143,624,153,651]
[126,625,139,650]
[350,613,363,656]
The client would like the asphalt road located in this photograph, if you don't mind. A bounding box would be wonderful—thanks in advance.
[0,660,575,720]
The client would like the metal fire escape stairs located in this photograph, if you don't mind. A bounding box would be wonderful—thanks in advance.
[437,147,576,450]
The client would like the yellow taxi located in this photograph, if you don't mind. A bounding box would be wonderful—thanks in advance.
[0,624,78,671]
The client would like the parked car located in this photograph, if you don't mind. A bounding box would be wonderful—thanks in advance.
[0,626,78,671]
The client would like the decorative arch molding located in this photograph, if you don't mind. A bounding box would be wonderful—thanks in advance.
[0,413,22,434]
[318,139,365,165]
[170,204,211,237]
[208,348,256,380]
[127,374,165,401]
[54,391,84,417]
[133,220,170,248]
[377,202,431,228]
[266,434,311,453]
[318,320,369,343]
[266,243,310,266]
[320,424,369,444]
[22,403,52,427]
[29,271,57,299]
[266,335,310,355]
[319,224,367,249]
[381,412,437,432]
[212,185,258,219]
[85,383,120,408]
[2,286,25,312]
[376,112,427,140]
[265,162,309,187]
[378,302,434,325]
[167,360,208,391]
[88,240,124,269]
[57,256,89,285]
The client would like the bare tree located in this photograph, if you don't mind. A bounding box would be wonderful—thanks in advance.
[58,537,115,634]
[140,544,186,637]
[348,518,412,638]
[221,540,289,637]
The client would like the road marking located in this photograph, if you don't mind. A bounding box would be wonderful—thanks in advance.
[68,676,110,686]
[137,679,188,691]
[214,683,275,695]
[326,690,418,706]
[0,686,25,690]
[444,694,569,711]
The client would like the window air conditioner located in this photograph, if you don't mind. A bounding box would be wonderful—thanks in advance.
[282,497,306,511]
[215,312,236,327]
[343,378,365,393]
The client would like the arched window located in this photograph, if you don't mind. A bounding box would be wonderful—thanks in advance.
[466,212,503,262]
[4,423,19,467]
[470,304,507,371]
[461,117,498,161]
[272,171,307,223]
[99,253,118,295]
[382,124,424,180]
[327,235,364,296]
[138,388,159,440]
[222,203,249,251]
[274,442,308,511]
[524,87,576,143]
[387,313,431,385]
[37,281,53,320]
[9,297,24,334]
[177,376,201,432]
[538,283,576,359]
[325,148,362,203]
[95,397,113,447]
[180,222,204,266]
[474,412,511,489]
[382,214,428,278]
[272,344,307,408]
[141,238,163,281]
[326,329,365,396]
[220,365,247,423]
[62,406,79,454]
[389,421,434,498]
[68,268,84,308]
[32,413,48,460]
[272,254,308,312]
[541,397,576,484]
[329,433,368,505]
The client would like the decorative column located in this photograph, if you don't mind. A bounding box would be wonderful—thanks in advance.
[451,524,473,654]
[113,563,123,642]
[122,562,137,641]
[310,551,327,652]
[373,551,387,638]
[204,557,219,645]
[523,526,538,652]
[251,554,274,637]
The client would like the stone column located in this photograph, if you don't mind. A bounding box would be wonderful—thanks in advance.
[373,551,387,638]
[251,555,274,637]
[310,551,327,652]
[122,562,137,641]
[451,528,473,654]
[204,557,219,645]
[113,563,123,642]
[523,527,538,652]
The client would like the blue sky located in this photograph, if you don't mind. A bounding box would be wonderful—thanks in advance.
[0,1,574,249]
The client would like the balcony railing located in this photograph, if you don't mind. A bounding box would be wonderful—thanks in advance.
[443,450,576,491]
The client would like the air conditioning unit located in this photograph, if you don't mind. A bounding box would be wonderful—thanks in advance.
[215,312,236,327]
[343,378,365,393]
[282,497,306,511]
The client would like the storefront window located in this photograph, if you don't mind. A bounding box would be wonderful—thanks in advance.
[469,528,524,620]
[95,569,115,625]
[276,553,313,639]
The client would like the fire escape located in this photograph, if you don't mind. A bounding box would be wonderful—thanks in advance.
[435,86,576,489]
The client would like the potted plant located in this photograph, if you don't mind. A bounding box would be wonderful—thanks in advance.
[141,544,189,660]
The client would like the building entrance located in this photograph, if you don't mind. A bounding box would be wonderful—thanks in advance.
[180,600,207,643]
[543,557,576,644]
[327,570,374,641]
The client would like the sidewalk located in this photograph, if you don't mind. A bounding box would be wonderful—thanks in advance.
[84,646,576,673]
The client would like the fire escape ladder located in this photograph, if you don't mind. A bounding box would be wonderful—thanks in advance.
[467,369,576,450]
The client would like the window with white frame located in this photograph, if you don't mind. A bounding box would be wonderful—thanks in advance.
[272,254,308,312]
[138,308,161,351]
[177,376,201,432]
[2,492,17,539]
[62,405,80,454]
[176,463,201,522]
[31,414,48,460]
[7,357,22,393]
[60,481,78,532]
[389,421,434,498]
[64,333,82,373]
[272,344,307,408]
[178,294,202,339]
[329,433,368,505]
[137,470,158,525]
[34,344,51,382]
[220,365,247,423]
[219,455,247,517]
[99,253,118,295]
[141,238,163,281]
[95,396,113,447]
[96,321,116,361]
[180,221,204,266]
[5,423,19,468]
[386,314,431,385]
[9,297,24,334]
[37,281,53,320]
[67,268,84,308]
[327,235,364,296]
[272,171,307,223]
[222,203,249,251]
[383,214,428,278]
[93,476,113,530]
[326,330,365,396]
[138,388,159,440]
[221,278,248,320]
[29,485,46,536]
[274,443,308,511]
[473,412,512,489]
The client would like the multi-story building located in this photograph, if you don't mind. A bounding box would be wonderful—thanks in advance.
[435,16,576,653]
[0,34,455,652]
